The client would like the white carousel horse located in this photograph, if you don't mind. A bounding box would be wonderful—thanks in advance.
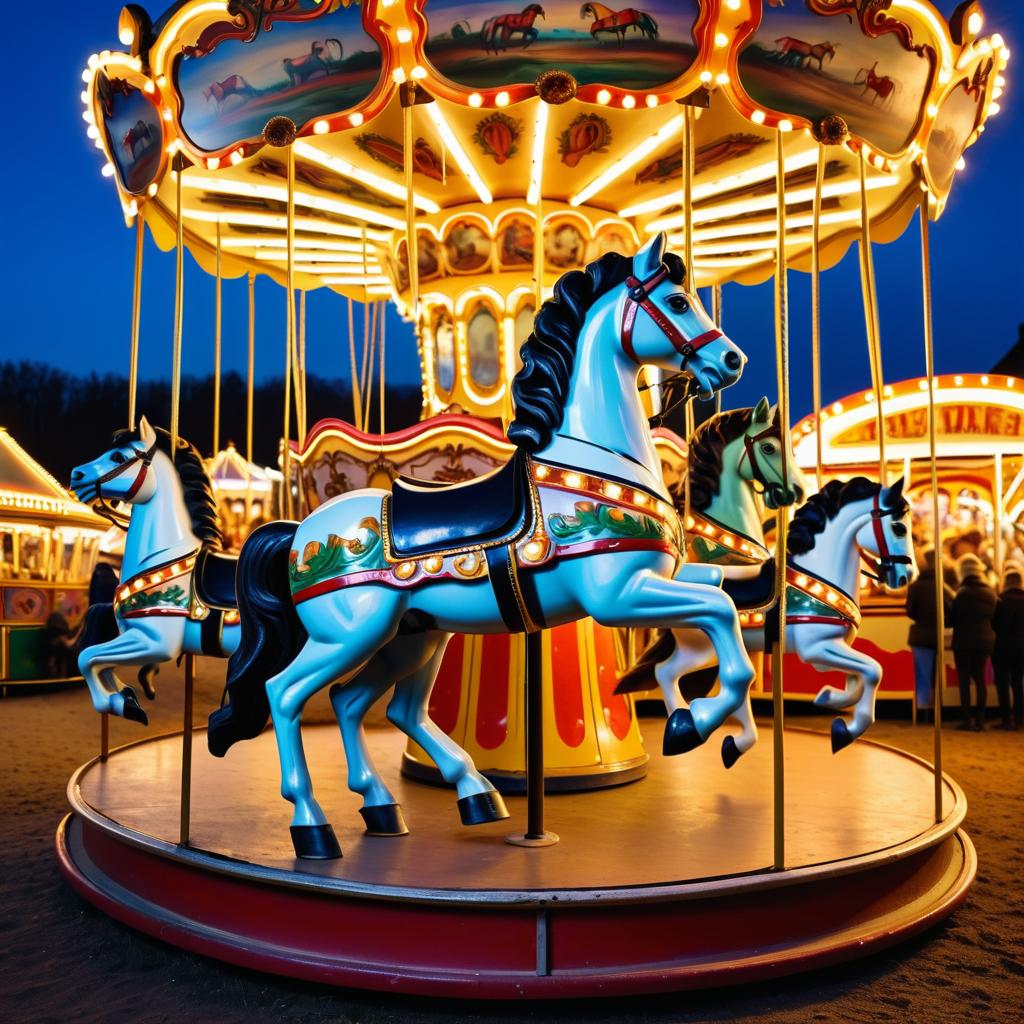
[630,475,916,759]
[210,232,755,859]
[70,418,240,725]
[617,397,807,764]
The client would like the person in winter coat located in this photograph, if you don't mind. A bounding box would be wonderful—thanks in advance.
[905,548,954,721]
[993,568,1024,730]
[949,553,998,731]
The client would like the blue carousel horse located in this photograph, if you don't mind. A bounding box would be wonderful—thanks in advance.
[618,398,807,763]
[210,232,756,859]
[70,418,240,724]
[626,474,916,759]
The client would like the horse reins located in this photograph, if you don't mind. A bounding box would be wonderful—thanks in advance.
[620,264,723,366]
[860,492,912,582]
[90,438,159,531]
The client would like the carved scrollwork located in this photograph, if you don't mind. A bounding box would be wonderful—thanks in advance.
[808,0,928,57]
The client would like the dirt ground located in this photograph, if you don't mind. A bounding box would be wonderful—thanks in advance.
[1,661,1021,1024]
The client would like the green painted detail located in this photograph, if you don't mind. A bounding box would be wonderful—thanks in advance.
[289,517,386,593]
[119,584,189,615]
[785,585,841,619]
[548,501,665,543]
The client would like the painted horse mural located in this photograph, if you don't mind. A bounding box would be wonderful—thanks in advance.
[70,420,240,725]
[773,37,837,71]
[209,233,754,859]
[856,62,899,106]
[482,4,546,53]
[203,74,258,113]
[282,38,344,87]
[624,476,916,760]
[580,4,659,44]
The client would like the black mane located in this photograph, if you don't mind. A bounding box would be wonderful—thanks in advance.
[112,426,223,550]
[688,408,755,512]
[788,477,907,555]
[508,250,685,452]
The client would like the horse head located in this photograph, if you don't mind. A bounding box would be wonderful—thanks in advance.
[615,232,745,400]
[527,4,546,17]
[70,416,164,510]
[856,476,918,590]
[737,396,806,510]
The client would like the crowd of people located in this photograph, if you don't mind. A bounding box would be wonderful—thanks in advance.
[907,541,1024,731]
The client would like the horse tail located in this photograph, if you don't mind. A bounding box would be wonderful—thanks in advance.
[208,521,306,758]
[615,628,675,695]
[76,602,118,660]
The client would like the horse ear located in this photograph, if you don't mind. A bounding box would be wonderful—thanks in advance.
[752,397,771,424]
[138,416,157,447]
[635,231,666,278]
[883,476,905,507]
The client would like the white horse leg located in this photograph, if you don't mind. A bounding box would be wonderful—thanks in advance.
[387,637,508,826]
[659,629,715,714]
[77,623,179,722]
[797,632,882,752]
[597,575,755,760]
[812,672,865,711]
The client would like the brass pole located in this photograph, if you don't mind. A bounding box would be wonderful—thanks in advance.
[920,195,945,823]
[811,148,825,491]
[128,216,144,430]
[246,272,255,463]
[994,453,1004,585]
[298,289,308,443]
[683,104,695,285]
[379,302,386,437]
[772,129,791,871]
[213,221,223,455]
[283,146,296,519]
[402,89,420,326]
[179,653,194,846]
[100,712,109,763]
[170,157,185,457]
[858,160,887,486]
[711,283,723,415]
[347,297,363,428]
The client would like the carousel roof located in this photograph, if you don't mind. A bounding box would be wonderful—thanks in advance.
[207,442,282,493]
[82,0,1008,302]
[0,428,107,528]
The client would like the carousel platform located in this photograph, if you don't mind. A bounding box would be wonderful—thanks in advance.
[56,720,974,998]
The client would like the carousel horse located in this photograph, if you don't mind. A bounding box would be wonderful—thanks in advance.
[618,398,807,764]
[70,420,240,724]
[210,232,754,859]
[626,475,916,759]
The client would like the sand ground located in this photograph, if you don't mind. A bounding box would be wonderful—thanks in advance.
[1,661,1021,1024]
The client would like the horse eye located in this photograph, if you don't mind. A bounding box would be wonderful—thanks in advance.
[110,451,126,465]
[760,442,775,455]
[666,294,690,313]
[892,522,907,537]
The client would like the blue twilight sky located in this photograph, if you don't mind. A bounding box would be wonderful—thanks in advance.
[4,3,1023,422]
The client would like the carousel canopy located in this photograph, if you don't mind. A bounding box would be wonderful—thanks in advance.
[0,428,107,529]
[83,0,1007,304]
[207,441,282,494]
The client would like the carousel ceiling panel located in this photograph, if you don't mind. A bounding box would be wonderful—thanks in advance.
[83,0,1007,297]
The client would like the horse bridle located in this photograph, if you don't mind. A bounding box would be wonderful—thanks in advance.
[738,408,789,496]
[620,264,723,366]
[89,438,159,531]
[861,492,912,582]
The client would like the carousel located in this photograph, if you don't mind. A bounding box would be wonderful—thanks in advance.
[0,428,107,688]
[58,0,1006,997]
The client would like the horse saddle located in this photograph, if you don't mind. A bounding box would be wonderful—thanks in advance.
[193,548,238,611]
[721,559,775,611]
[388,449,533,559]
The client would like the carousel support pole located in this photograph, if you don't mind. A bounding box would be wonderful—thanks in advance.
[402,82,421,333]
[282,142,297,519]
[100,712,109,763]
[170,153,186,456]
[298,290,308,443]
[347,297,363,428]
[920,194,945,823]
[179,653,195,846]
[506,630,558,848]
[711,284,723,414]
[128,216,144,430]
[811,148,825,490]
[994,452,1004,583]
[379,300,386,436]
[682,103,695,284]
[213,221,223,455]
[246,273,255,461]
[772,128,791,872]
[858,160,888,485]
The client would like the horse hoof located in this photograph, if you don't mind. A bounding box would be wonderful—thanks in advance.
[831,718,855,754]
[458,791,509,826]
[721,735,742,769]
[663,708,705,756]
[360,803,408,837]
[119,686,149,726]
[290,824,342,860]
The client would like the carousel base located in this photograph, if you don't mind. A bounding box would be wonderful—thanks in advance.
[57,721,974,999]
